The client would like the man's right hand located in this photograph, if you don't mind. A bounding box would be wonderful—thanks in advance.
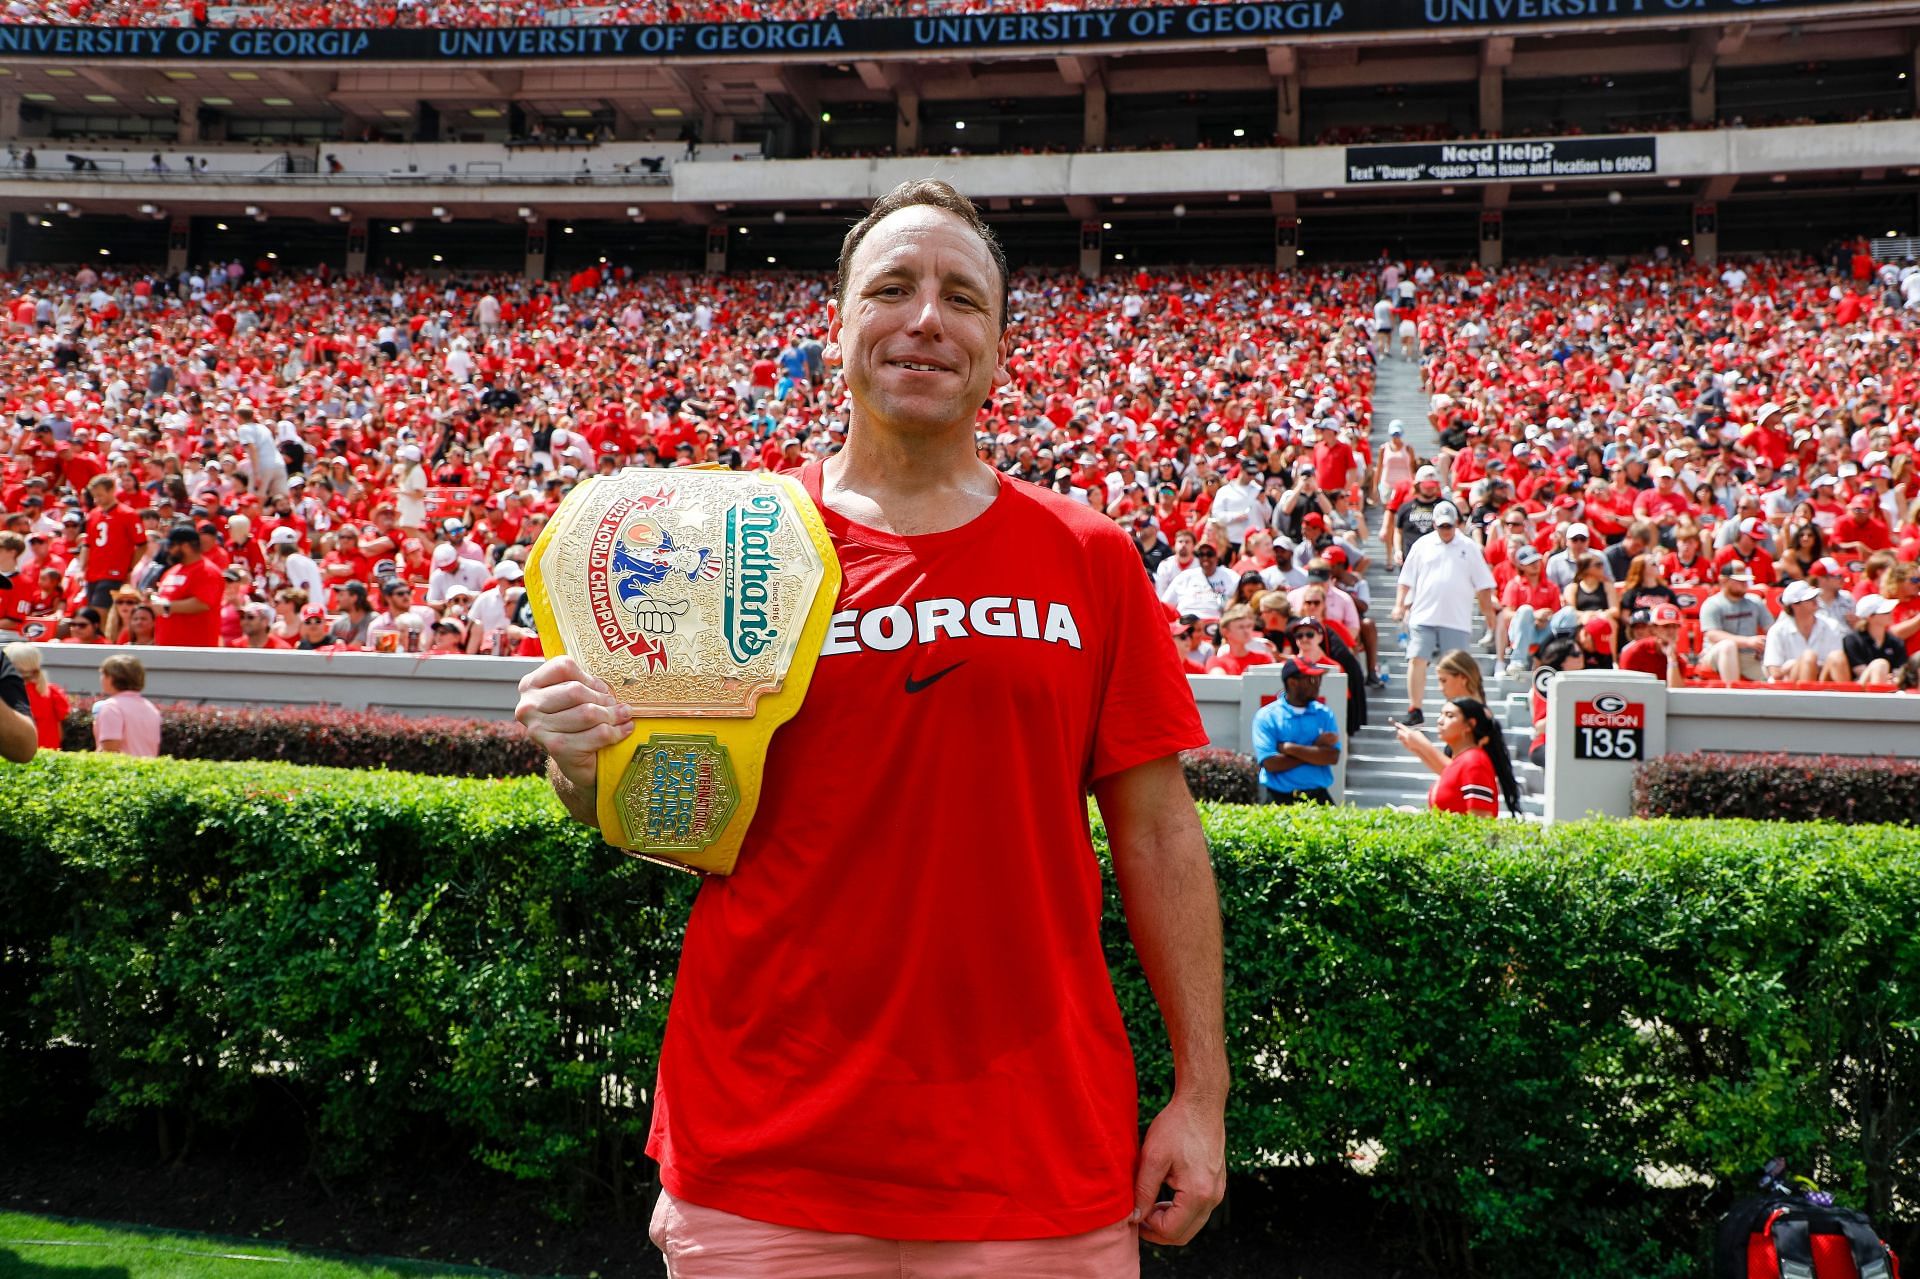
[515,655,634,795]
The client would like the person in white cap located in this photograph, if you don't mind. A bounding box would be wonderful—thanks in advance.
[395,443,429,532]
[266,526,325,601]
[1762,578,1851,683]
[1844,594,1909,686]
[470,557,524,651]
[1545,523,1593,591]
[426,541,487,604]
[1391,500,1498,726]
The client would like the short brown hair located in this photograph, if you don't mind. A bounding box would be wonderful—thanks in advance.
[835,179,1010,330]
[100,654,146,693]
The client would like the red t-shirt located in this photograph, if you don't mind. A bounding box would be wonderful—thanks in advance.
[1430,746,1499,816]
[153,557,225,648]
[1206,648,1275,676]
[1618,637,1670,682]
[84,503,146,583]
[647,462,1208,1240]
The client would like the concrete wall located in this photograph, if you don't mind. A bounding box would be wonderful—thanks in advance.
[30,642,1349,798]
[7,118,1911,211]
[1544,672,1920,823]
[33,643,537,721]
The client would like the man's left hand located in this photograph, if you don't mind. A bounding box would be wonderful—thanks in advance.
[1130,1091,1226,1246]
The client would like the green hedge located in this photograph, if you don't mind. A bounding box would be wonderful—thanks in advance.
[4,755,1919,1276]
[59,699,544,779]
[1636,751,1920,825]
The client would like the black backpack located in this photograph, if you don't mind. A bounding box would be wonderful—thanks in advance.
[1715,1160,1900,1279]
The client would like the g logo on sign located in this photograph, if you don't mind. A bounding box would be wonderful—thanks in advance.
[1592,693,1626,715]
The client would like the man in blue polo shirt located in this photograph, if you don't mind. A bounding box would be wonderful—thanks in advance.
[1250,657,1342,804]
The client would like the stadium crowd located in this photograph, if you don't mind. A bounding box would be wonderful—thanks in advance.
[0,257,1383,665]
[5,0,1200,31]
[2,242,1918,728]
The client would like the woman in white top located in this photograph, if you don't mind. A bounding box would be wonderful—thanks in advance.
[395,444,429,532]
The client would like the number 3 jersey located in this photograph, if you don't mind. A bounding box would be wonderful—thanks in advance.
[646,460,1208,1241]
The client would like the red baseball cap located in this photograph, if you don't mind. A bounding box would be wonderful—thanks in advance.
[1647,602,1682,626]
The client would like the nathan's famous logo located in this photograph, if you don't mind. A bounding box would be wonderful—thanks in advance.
[585,486,722,670]
[724,492,785,665]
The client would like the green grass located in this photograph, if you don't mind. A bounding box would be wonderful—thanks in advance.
[0,1213,536,1279]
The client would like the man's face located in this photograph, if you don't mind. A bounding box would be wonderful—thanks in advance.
[241,612,269,639]
[1284,673,1322,707]
[1222,617,1255,646]
[827,206,1010,438]
[1724,575,1749,598]
[1195,546,1220,572]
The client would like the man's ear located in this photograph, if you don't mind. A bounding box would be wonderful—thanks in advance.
[823,300,842,368]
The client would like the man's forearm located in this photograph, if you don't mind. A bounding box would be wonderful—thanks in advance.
[1111,806,1229,1103]
[0,706,36,763]
[547,757,598,825]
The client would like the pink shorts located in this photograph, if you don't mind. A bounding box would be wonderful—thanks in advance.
[649,1189,1141,1279]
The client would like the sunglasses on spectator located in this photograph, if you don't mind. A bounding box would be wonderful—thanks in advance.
[1196,548,1218,557]
[71,619,95,631]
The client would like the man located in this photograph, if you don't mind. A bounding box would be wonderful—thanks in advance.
[152,525,223,648]
[1604,522,1656,583]
[1152,529,1200,597]
[1699,563,1773,683]
[1763,579,1852,684]
[1390,465,1448,565]
[427,542,488,604]
[1545,522,1593,591]
[1209,468,1267,554]
[1714,517,1779,584]
[515,180,1225,1275]
[1616,602,1684,687]
[1391,501,1497,726]
[81,474,145,611]
[1250,656,1341,804]
[1499,545,1560,675]
[228,601,291,649]
[1205,604,1275,676]
[288,603,333,649]
[1162,542,1233,622]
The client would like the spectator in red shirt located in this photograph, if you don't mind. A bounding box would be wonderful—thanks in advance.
[1497,544,1560,674]
[1395,696,1521,817]
[1616,603,1684,687]
[1830,496,1892,559]
[229,602,292,649]
[1204,604,1276,675]
[1714,518,1779,586]
[81,474,145,611]
[152,526,224,648]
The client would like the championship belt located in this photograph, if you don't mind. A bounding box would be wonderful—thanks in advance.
[526,468,841,875]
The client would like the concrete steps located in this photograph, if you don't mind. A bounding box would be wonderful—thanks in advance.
[1340,348,1544,817]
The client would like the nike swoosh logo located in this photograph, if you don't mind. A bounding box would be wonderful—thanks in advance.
[904,661,966,695]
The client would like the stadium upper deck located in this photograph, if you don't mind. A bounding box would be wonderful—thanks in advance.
[0,0,1917,270]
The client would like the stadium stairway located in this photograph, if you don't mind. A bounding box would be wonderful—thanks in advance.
[1342,349,1547,818]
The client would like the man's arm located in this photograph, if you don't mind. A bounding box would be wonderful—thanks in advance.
[1093,754,1227,1248]
[1261,730,1341,771]
[0,703,35,763]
